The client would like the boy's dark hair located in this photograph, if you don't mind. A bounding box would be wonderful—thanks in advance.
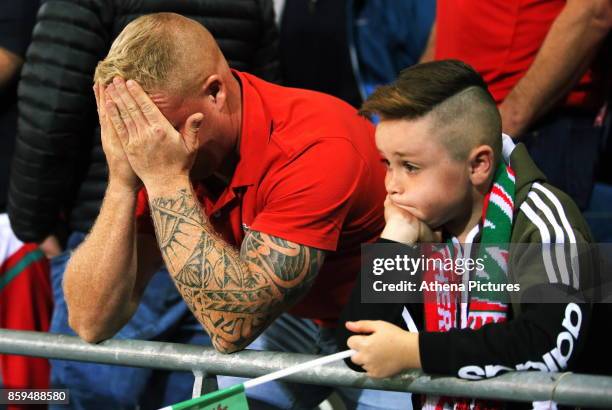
[361,60,502,163]
[360,60,494,120]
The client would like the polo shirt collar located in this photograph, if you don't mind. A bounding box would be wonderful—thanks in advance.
[204,71,272,215]
[228,70,273,189]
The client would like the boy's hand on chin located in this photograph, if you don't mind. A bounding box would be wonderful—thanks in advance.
[381,196,440,244]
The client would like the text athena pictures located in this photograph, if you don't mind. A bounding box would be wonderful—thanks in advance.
[370,254,520,293]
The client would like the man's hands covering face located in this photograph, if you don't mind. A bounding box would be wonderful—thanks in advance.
[94,82,141,192]
[100,77,203,189]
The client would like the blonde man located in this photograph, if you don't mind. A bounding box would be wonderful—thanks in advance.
[9,1,279,408]
[65,12,411,409]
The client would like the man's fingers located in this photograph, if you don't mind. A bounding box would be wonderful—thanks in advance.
[106,81,138,139]
[346,320,378,334]
[97,83,115,139]
[98,83,109,118]
[94,82,108,120]
[125,79,164,124]
[112,77,149,133]
[105,99,129,147]
[183,112,204,150]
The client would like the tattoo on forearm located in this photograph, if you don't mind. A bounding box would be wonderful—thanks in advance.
[149,188,324,352]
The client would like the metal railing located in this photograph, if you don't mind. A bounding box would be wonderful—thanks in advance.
[1,329,612,408]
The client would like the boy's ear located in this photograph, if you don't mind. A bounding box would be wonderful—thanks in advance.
[468,145,495,187]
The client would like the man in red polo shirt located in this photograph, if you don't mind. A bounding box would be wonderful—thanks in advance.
[422,0,611,211]
[63,12,411,409]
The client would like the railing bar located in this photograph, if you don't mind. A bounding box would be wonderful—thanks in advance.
[0,330,610,407]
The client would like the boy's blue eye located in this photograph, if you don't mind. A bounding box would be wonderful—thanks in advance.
[402,161,418,172]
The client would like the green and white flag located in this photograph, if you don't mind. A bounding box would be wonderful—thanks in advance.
[160,384,248,410]
[159,349,355,410]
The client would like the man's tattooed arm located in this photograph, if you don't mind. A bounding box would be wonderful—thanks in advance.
[149,187,325,353]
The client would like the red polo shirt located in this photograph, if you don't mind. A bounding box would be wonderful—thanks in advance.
[136,71,386,326]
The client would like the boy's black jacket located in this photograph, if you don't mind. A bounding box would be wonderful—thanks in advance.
[337,144,609,409]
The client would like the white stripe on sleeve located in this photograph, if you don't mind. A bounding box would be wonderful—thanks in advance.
[527,192,571,286]
[519,202,559,284]
[532,183,579,289]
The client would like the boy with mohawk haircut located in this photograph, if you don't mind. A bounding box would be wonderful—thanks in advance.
[338,60,598,409]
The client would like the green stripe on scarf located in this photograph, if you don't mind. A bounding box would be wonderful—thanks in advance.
[0,249,45,291]
[470,162,516,305]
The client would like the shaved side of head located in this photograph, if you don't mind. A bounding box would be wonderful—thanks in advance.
[427,86,501,162]
[94,13,227,95]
